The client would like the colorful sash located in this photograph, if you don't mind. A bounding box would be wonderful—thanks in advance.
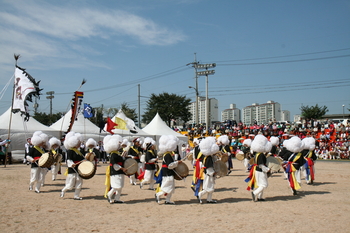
[245,153,261,191]
[285,153,301,190]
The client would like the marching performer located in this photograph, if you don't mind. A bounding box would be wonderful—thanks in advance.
[241,139,252,172]
[155,135,182,205]
[128,137,143,185]
[217,135,233,175]
[282,136,305,195]
[60,132,85,200]
[85,138,100,165]
[140,137,158,190]
[301,137,317,185]
[269,136,280,157]
[26,131,49,193]
[49,137,63,181]
[245,135,272,202]
[191,137,204,197]
[104,135,127,204]
[197,137,220,204]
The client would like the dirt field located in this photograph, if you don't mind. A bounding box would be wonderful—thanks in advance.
[0,159,349,233]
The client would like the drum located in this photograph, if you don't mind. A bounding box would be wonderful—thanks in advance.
[38,153,54,168]
[85,152,95,162]
[187,152,193,161]
[124,158,138,176]
[174,162,189,180]
[266,156,282,173]
[214,160,227,177]
[215,151,228,163]
[53,153,62,164]
[235,151,244,161]
[78,161,96,179]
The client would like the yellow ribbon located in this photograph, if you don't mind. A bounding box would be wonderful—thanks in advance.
[34,146,45,154]
[104,166,111,198]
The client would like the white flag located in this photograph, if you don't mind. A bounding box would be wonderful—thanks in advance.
[12,67,38,114]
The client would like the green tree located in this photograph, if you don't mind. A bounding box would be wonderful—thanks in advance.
[120,102,138,124]
[142,92,192,126]
[300,104,329,120]
[33,112,64,126]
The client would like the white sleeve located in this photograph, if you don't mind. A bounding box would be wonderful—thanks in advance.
[113,164,122,171]
[148,158,157,163]
[258,164,270,173]
[67,159,74,168]
[26,155,34,163]
[168,161,179,170]
[206,167,215,177]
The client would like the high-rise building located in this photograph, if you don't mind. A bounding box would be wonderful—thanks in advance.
[188,97,219,125]
[242,100,282,125]
[221,103,241,122]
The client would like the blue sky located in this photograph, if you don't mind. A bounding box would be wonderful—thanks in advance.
[0,0,349,122]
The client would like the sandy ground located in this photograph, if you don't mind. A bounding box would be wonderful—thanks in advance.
[0,159,349,233]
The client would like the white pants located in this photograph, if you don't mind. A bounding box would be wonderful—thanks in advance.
[108,174,125,201]
[29,167,45,192]
[51,163,60,180]
[198,174,215,201]
[141,169,156,189]
[253,171,268,199]
[62,173,83,198]
[156,176,175,202]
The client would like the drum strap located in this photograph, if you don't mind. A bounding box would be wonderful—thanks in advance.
[131,147,140,154]
[71,148,84,157]
[34,146,45,155]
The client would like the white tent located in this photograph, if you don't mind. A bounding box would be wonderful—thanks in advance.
[0,107,60,152]
[142,113,188,143]
[105,110,151,139]
[50,109,108,142]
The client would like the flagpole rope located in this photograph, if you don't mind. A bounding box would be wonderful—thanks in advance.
[0,75,14,101]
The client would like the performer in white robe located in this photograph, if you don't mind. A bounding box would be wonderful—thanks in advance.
[197,137,219,204]
[60,132,85,200]
[49,137,62,181]
[155,135,181,205]
[140,137,158,190]
[26,131,49,193]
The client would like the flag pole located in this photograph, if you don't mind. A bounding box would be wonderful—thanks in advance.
[4,54,19,167]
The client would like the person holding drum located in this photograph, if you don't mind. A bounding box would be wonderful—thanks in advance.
[197,137,220,204]
[245,135,272,202]
[191,137,204,197]
[60,132,85,200]
[140,137,158,190]
[49,137,63,181]
[241,139,252,172]
[85,138,100,166]
[155,135,182,205]
[301,137,317,185]
[217,135,233,175]
[104,135,128,204]
[282,136,305,196]
[26,131,49,193]
[128,137,144,185]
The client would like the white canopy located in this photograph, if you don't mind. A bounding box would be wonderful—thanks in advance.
[0,107,60,151]
[142,113,188,143]
[105,110,151,139]
[50,109,108,142]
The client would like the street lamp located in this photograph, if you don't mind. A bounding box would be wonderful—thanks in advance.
[189,86,199,125]
[46,91,54,125]
[342,105,345,119]
[196,64,216,134]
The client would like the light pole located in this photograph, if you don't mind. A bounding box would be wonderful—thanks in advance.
[46,91,54,125]
[196,64,216,134]
[189,86,199,125]
[342,105,345,119]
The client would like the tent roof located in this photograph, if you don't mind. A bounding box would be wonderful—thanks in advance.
[50,109,107,135]
[142,113,187,141]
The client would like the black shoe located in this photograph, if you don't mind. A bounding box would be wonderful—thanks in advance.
[207,200,217,204]
[257,198,265,201]
[155,194,159,203]
[196,195,202,204]
[251,192,256,202]
[191,186,195,192]
[165,201,175,205]
[292,190,297,196]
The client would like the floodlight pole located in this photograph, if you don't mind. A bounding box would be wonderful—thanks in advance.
[46,91,54,125]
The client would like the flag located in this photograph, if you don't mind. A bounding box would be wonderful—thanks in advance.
[66,91,84,134]
[83,103,94,118]
[12,66,42,120]
[115,117,128,130]
[106,117,118,134]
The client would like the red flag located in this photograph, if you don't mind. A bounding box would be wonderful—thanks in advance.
[106,117,118,134]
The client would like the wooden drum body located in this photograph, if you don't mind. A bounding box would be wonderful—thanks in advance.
[78,161,96,179]
[38,153,54,168]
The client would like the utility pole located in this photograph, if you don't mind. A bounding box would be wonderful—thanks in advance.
[46,91,54,125]
[187,53,199,126]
